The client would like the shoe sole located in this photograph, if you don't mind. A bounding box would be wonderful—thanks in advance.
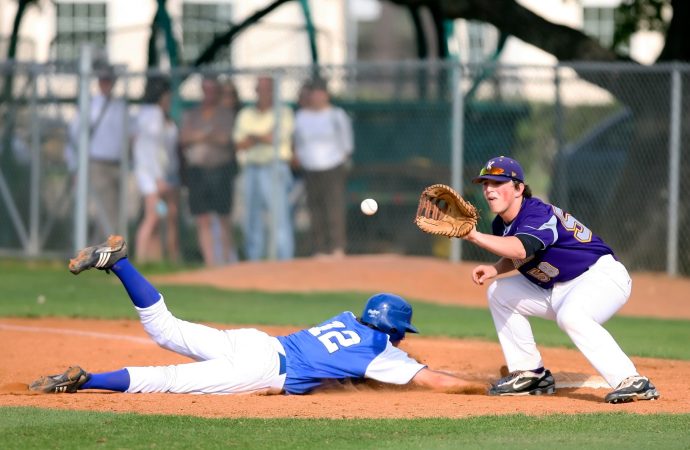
[606,390,660,404]
[489,385,556,396]
[69,235,125,274]
[29,366,88,393]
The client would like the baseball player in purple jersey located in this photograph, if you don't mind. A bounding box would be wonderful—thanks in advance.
[464,156,659,404]
[29,236,481,396]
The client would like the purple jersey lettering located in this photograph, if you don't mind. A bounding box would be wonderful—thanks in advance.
[491,197,613,288]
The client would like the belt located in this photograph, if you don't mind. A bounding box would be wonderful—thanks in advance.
[278,352,287,375]
[90,159,120,166]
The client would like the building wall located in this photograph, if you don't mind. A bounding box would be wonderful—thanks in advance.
[0,0,347,69]
[0,0,666,68]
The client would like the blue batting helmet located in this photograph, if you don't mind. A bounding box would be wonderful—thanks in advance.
[360,293,419,342]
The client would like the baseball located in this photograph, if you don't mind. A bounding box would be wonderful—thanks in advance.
[360,198,378,216]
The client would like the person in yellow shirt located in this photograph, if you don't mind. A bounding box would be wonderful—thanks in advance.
[234,76,295,260]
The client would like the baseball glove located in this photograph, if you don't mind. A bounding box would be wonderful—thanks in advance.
[414,184,478,238]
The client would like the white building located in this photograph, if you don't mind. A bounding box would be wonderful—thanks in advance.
[351,0,665,65]
[0,1,666,70]
[0,0,350,69]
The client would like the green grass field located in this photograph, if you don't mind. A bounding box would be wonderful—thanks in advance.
[2,261,689,449]
[2,408,689,450]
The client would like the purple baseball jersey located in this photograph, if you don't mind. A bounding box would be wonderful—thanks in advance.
[492,197,614,289]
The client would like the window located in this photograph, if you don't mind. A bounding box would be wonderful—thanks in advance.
[55,2,108,61]
[466,21,498,65]
[182,2,233,64]
[583,7,615,48]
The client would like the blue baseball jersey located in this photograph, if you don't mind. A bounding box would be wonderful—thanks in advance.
[276,312,425,394]
[492,197,614,289]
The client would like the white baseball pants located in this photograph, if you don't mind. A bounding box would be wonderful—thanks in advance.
[487,254,638,388]
[124,299,286,394]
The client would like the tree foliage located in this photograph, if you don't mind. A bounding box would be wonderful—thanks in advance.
[613,0,670,51]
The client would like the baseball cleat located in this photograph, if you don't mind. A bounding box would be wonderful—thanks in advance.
[69,235,127,274]
[604,375,660,404]
[29,366,91,393]
[488,368,556,396]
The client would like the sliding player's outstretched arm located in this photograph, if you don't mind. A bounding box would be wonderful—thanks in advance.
[410,368,486,394]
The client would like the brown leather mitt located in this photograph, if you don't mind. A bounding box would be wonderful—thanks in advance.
[414,184,478,238]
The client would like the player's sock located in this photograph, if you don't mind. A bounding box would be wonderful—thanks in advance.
[111,259,161,308]
[532,367,545,374]
[80,369,130,392]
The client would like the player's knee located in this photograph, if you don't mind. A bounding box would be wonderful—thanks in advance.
[556,308,587,332]
[140,309,179,349]
[148,332,172,348]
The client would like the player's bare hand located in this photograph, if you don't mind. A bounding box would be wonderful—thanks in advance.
[462,228,479,241]
[472,264,497,285]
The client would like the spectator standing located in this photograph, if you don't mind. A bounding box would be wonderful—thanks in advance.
[296,81,311,110]
[293,79,353,258]
[64,61,130,238]
[179,76,236,266]
[234,76,295,260]
[216,77,242,263]
[133,77,180,263]
[219,78,242,113]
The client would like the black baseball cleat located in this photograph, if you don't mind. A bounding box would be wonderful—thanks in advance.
[29,366,91,393]
[488,369,556,396]
[605,375,660,404]
[69,235,127,274]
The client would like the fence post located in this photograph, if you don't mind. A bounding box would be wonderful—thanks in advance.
[450,61,465,262]
[28,66,41,256]
[74,44,92,252]
[666,65,681,276]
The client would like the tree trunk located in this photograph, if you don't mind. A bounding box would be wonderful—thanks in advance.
[659,0,690,61]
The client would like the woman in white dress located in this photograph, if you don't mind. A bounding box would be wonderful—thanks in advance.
[133,78,180,262]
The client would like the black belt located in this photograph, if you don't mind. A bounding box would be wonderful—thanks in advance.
[91,159,120,166]
[278,352,287,375]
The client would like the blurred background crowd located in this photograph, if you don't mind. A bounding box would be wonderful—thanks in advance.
[68,66,354,266]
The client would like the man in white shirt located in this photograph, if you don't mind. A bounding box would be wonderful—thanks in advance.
[293,78,353,257]
[64,62,131,237]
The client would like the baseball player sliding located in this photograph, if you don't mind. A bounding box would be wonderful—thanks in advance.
[29,236,483,396]
[464,156,659,404]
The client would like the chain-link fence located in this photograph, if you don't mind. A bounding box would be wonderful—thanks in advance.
[1,57,688,274]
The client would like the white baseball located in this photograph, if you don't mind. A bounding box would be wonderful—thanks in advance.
[360,198,378,216]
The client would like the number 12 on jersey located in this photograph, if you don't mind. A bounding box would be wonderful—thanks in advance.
[308,321,362,353]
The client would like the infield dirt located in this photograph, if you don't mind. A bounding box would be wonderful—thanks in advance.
[2,255,689,418]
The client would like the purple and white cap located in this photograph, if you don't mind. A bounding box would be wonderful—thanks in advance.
[472,156,524,183]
